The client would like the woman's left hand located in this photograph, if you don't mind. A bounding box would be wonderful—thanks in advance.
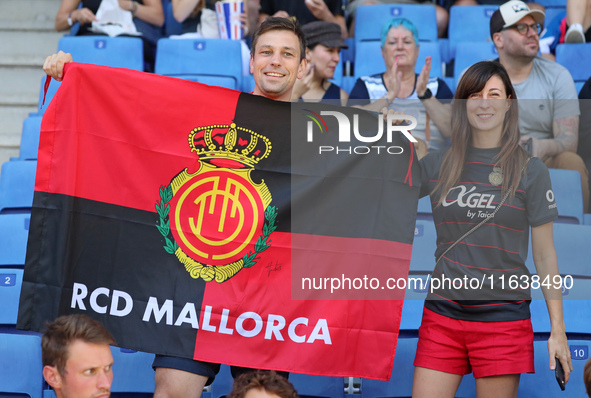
[548,330,572,384]
[416,56,431,98]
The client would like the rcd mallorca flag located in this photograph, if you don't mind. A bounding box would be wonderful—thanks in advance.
[17,63,420,380]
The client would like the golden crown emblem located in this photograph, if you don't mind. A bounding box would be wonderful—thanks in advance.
[189,123,272,167]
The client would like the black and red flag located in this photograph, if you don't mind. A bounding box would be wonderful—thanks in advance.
[17,63,420,380]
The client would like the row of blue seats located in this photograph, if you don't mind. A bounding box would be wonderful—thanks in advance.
[2,332,588,397]
[2,328,588,397]
[39,33,591,114]
[0,329,348,398]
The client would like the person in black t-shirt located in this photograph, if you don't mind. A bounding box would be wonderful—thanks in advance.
[258,0,347,39]
[414,61,572,398]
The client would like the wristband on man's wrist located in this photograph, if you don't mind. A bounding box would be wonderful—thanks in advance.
[67,12,73,27]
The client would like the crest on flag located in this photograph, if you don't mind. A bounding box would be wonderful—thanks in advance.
[155,123,277,283]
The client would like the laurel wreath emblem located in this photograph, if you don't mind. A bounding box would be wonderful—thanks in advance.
[155,184,277,282]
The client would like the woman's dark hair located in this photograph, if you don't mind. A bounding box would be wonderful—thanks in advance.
[434,61,527,205]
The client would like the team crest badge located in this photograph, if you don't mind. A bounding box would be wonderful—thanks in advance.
[155,123,277,283]
[489,165,503,186]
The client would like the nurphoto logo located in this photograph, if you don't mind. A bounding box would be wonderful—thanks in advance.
[305,110,418,155]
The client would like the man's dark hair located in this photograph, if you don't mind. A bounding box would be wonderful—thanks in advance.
[228,370,299,398]
[251,17,306,61]
[42,314,115,376]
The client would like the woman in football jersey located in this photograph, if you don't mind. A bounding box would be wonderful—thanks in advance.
[413,61,572,398]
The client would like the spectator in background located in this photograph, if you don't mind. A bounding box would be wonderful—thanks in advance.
[348,17,453,157]
[171,0,251,76]
[258,0,347,39]
[565,0,590,42]
[228,371,298,398]
[291,21,349,105]
[578,77,591,211]
[540,0,590,60]
[345,1,449,39]
[42,314,115,398]
[172,0,249,36]
[490,0,588,212]
[54,0,164,72]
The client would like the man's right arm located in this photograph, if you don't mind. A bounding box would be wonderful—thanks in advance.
[534,115,579,159]
[43,51,74,82]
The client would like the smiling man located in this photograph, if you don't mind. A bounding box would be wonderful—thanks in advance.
[42,314,115,398]
[490,0,588,212]
[250,17,307,101]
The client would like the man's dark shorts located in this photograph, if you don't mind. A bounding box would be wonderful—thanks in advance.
[152,355,289,385]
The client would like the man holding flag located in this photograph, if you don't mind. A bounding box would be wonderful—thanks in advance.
[32,12,419,398]
[41,16,308,398]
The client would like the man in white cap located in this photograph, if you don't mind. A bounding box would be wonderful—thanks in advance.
[490,0,588,212]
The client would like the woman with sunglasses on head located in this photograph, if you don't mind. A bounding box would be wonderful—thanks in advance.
[413,61,572,398]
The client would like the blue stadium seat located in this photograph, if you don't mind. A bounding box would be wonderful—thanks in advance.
[556,43,591,93]
[0,269,23,325]
[354,4,438,48]
[0,213,31,267]
[534,0,567,7]
[453,42,498,85]
[523,223,591,333]
[360,336,477,398]
[542,7,565,30]
[518,338,589,397]
[360,336,417,398]
[19,116,43,160]
[36,76,61,116]
[354,41,442,80]
[57,36,144,71]
[0,330,44,398]
[290,373,345,398]
[164,0,182,37]
[448,5,498,60]
[410,220,437,273]
[0,160,37,213]
[399,300,423,330]
[548,168,584,224]
[155,38,243,90]
[110,348,155,396]
[209,364,234,398]
[416,196,432,221]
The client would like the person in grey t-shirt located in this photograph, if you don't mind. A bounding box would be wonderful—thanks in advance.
[490,0,589,212]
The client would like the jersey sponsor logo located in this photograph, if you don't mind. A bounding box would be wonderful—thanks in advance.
[546,189,557,209]
[441,185,497,209]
